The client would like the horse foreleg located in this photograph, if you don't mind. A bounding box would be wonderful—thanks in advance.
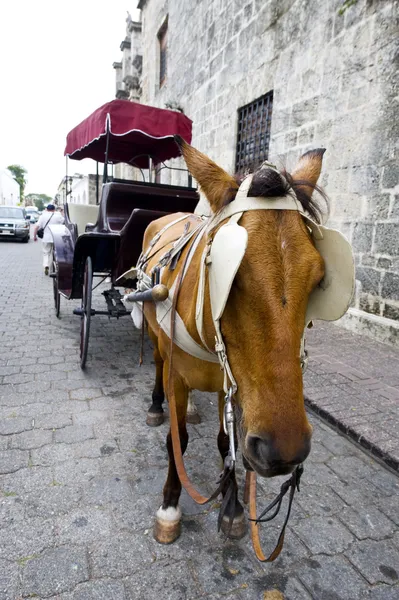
[146,332,165,427]
[154,365,188,544]
[217,391,247,539]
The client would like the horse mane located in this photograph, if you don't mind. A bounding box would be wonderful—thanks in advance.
[235,160,329,224]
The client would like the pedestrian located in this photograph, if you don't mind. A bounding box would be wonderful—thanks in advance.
[33,204,64,275]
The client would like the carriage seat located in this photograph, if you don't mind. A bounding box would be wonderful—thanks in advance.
[96,181,199,234]
[67,204,99,236]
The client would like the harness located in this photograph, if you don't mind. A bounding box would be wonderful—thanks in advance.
[127,170,355,561]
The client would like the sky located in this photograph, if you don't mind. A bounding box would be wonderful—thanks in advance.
[0,1,140,197]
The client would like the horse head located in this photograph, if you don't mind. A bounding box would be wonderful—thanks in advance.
[177,137,327,478]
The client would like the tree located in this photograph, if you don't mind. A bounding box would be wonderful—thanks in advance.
[25,193,52,211]
[7,165,28,201]
[35,198,45,211]
[36,194,52,211]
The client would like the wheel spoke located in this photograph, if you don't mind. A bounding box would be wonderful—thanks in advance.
[80,256,93,369]
[52,253,60,318]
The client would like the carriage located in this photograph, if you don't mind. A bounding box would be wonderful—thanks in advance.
[50,100,199,368]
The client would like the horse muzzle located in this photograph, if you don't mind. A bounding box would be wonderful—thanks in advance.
[244,433,311,478]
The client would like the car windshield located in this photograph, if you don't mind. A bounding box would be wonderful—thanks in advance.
[0,207,24,219]
[26,209,38,214]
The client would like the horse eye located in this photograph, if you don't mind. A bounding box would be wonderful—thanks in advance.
[232,276,243,291]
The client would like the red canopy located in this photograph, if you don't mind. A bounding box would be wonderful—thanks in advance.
[64,100,192,168]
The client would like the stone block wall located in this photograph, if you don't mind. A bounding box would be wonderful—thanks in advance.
[136,0,398,336]
[114,15,142,101]
[67,175,101,206]
[88,175,100,205]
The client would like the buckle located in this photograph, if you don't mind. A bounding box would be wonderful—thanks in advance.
[223,388,236,464]
[215,341,225,353]
[300,349,309,373]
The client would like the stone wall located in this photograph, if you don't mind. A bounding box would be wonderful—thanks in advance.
[136,0,399,341]
[66,174,100,206]
[114,14,142,102]
[88,174,100,205]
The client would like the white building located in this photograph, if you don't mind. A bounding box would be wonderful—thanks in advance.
[0,169,20,206]
[57,174,100,206]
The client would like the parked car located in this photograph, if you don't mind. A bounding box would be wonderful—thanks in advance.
[0,206,30,242]
[25,207,40,223]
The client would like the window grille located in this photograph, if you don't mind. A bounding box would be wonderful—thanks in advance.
[235,91,273,174]
[158,18,168,88]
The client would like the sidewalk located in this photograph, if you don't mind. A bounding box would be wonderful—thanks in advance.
[304,322,399,473]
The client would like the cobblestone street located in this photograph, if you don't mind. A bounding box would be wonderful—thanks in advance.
[0,237,398,600]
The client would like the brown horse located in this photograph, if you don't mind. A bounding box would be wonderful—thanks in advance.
[141,139,326,543]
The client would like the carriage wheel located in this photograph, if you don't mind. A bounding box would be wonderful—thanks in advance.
[52,252,61,318]
[80,256,93,370]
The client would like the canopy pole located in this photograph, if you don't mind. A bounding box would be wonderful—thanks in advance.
[65,156,68,204]
[96,162,99,204]
[103,118,110,184]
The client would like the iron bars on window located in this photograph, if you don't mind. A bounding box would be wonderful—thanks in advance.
[235,91,273,175]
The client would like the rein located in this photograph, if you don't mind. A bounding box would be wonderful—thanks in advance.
[167,228,236,507]
[246,466,303,562]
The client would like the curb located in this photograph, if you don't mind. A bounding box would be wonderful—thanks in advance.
[305,395,399,475]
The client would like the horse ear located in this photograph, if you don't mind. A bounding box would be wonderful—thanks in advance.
[290,148,326,198]
[175,136,238,212]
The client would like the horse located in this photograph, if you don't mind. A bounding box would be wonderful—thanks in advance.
[139,138,327,545]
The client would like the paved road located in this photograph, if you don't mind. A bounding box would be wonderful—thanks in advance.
[0,237,398,600]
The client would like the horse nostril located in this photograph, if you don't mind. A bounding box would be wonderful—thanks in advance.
[246,434,312,467]
[246,434,272,464]
[295,436,312,464]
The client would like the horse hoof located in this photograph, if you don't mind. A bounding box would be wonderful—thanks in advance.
[221,512,247,540]
[146,411,164,427]
[154,506,181,544]
[186,411,201,425]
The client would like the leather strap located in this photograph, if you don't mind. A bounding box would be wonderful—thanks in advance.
[247,465,303,562]
[167,229,234,505]
[42,212,55,232]
[195,244,213,352]
[139,213,192,265]
[206,175,303,233]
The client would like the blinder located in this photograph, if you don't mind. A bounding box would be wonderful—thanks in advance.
[305,220,355,324]
[208,220,248,322]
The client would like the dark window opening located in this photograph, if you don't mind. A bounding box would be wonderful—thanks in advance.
[235,91,273,174]
[158,18,168,88]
